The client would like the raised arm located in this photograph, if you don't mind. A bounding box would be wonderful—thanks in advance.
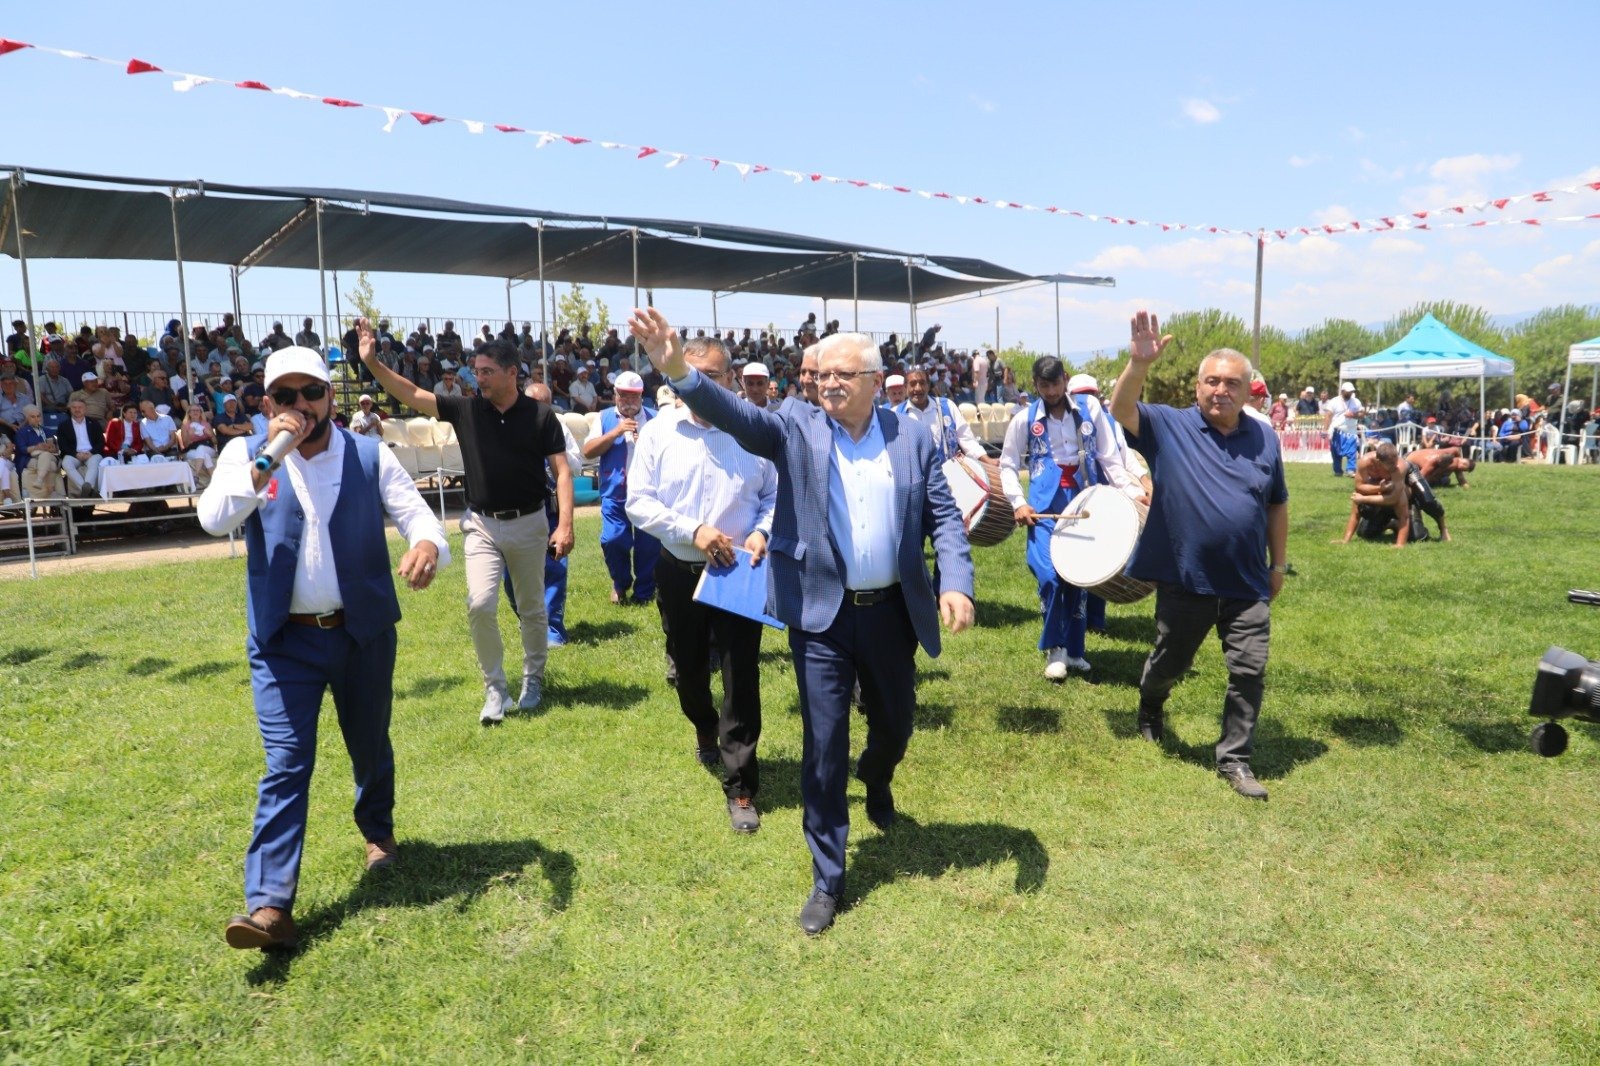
[355,318,438,418]
[1110,310,1173,438]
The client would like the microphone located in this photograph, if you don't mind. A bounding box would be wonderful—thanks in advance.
[253,430,297,473]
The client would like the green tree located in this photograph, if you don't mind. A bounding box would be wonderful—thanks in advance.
[1503,304,1600,407]
[556,283,610,344]
[342,270,383,331]
[1381,300,1503,351]
[1292,318,1380,393]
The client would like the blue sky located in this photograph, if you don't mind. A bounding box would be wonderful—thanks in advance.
[3,1,1597,357]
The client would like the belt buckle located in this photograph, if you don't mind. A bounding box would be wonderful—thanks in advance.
[490,507,519,520]
[311,610,340,629]
[848,589,875,606]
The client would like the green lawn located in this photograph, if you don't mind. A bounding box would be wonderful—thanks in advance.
[4,463,1600,1063]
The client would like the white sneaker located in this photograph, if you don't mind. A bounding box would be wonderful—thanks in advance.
[1066,655,1092,673]
[479,689,507,725]
[517,676,542,711]
[1043,648,1068,681]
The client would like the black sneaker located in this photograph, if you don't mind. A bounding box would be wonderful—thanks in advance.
[1218,764,1268,800]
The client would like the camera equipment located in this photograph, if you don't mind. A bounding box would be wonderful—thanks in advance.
[1526,591,1600,756]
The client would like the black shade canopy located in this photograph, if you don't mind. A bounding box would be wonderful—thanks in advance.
[1,166,1114,301]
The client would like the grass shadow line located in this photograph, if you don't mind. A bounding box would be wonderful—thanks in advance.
[400,675,470,700]
[1326,714,1404,748]
[127,656,176,677]
[563,619,634,646]
[1,646,49,667]
[58,651,106,672]
[1448,719,1531,754]
[849,815,1049,906]
[537,677,650,712]
[246,838,574,984]
[974,600,1039,629]
[167,660,237,684]
[997,704,1061,734]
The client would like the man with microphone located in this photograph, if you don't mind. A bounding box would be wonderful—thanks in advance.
[199,346,448,951]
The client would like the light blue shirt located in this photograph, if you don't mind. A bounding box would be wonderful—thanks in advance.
[828,415,898,591]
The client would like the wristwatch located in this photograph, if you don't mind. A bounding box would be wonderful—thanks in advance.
[1269,563,1290,575]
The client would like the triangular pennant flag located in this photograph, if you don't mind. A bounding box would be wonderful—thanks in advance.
[273,87,318,101]
[600,141,623,150]
[636,146,659,159]
[464,120,484,134]
[0,39,33,56]
[809,173,822,182]
[1532,191,1552,202]
[411,112,445,125]
[495,124,524,133]
[782,170,804,183]
[751,165,769,174]
[172,74,215,92]
[733,163,751,178]
[665,153,686,168]
[535,132,558,148]
[236,79,271,90]
[892,186,910,194]
[126,58,162,75]
[322,97,361,108]
[381,107,404,133]
[705,158,721,170]
[562,135,589,145]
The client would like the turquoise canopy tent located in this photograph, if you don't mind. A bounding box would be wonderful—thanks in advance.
[1564,335,1600,427]
[1339,312,1515,421]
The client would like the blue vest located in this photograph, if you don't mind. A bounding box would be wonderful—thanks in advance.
[1023,396,1105,511]
[243,430,401,646]
[598,405,652,501]
[893,397,962,461]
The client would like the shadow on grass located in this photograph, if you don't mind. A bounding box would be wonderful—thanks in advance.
[167,660,237,684]
[1327,714,1404,747]
[58,651,106,672]
[1093,614,1159,644]
[247,838,575,984]
[997,704,1061,734]
[537,677,649,712]
[1,646,49,666]
[849,815,1049,906]
[1102,709,1330,778]
[1449,719,1531,754]
[564,619,634,646]
[399,675,471,700]
[1077,648,1157,687]
[126,656,176,677]
[914,702,954,729]
[974,600,1039,629]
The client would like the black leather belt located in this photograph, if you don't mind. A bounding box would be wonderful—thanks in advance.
[662,553,707,575]
[288,610,345,628]
[844,585,899,607]
[483,505,539,520]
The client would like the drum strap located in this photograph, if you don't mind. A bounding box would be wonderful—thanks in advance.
[952,459,992,527]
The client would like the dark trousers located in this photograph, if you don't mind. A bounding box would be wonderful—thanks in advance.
[1137,583,1270,770]
[655,553,764,799]
[244,623,397,912]
[790,587,918,896]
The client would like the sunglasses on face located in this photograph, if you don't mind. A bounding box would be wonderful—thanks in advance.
[270,382,330,406]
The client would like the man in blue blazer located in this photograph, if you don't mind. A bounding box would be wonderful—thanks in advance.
[630,308,976,935]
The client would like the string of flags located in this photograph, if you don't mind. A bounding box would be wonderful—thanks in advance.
[4,36,1599,244]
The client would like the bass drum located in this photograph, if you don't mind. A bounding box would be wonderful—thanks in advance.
[941,455,1015,547]
[1048,484,1154,603]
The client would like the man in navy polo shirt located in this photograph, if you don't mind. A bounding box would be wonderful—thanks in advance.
[1110,312,1289,801]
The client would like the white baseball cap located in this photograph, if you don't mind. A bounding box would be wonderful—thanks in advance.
[358,394,375,405]
[1340,381,1356,393]
[884,374,905,388]
[614,371,645,392]
[264,346,331,390]
[742,363,770,379]
[1067,373,1100,395]
[81,371,99,382]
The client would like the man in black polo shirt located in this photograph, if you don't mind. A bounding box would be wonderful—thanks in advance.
[358,319,574,725]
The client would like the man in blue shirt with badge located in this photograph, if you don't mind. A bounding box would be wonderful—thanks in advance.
[1110,312,1289,801]
[583,370,660,605]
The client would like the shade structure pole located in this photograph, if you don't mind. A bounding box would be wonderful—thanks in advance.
[332,269,343,345]
[537,221,547,372]
[851,253,859,331]
[1562,359,1574,443]
[8,175,41,400]
[822,298,828,337]
[631,227,640,313]
[229,265,242,328]
[1054,280,1062,361]
[711,292,718,332]
[315,200,330,359]
[505,278,513,326]
[1479,374,1486,438]
[995,305,1000,356]
[170,191,195,402]
[1251,235,1264,366]
[906,259,916,358]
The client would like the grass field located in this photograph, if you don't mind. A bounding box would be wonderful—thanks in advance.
[4,462,1600,1063]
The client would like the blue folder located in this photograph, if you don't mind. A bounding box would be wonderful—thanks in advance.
[693,547,785,630]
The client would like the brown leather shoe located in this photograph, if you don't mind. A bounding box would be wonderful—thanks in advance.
[365,837,399,870]
[224,906,298,950]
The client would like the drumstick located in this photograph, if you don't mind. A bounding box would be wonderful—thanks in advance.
[1033,511,1090,521]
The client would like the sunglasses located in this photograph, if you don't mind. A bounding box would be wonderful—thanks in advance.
[270,382,330,406]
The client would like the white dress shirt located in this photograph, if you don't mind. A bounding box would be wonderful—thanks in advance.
[68,418,93,454]
[998,396,1123,509]
[625,404,776,562]
[199,429,450,614]
[900,397,986,460]
[141,414,178,450]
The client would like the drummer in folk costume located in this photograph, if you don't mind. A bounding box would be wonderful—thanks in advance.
[893,368,987,462]
[583,370,661,604]
[1000,357,1125,681]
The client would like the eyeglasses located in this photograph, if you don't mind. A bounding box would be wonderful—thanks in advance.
[817,369,872,383]
[270,382,330,406]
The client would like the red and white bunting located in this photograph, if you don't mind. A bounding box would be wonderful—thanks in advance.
[3,36,1598,244]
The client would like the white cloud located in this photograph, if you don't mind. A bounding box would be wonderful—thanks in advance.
[1309,205,1358,226]
[1344,126,1367,143]
[1358,158,1407,184]
[1181,98,1222,124]
[1428,152,1520,185]
[1081,236,1253,275]
[1287,154,1323,168]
